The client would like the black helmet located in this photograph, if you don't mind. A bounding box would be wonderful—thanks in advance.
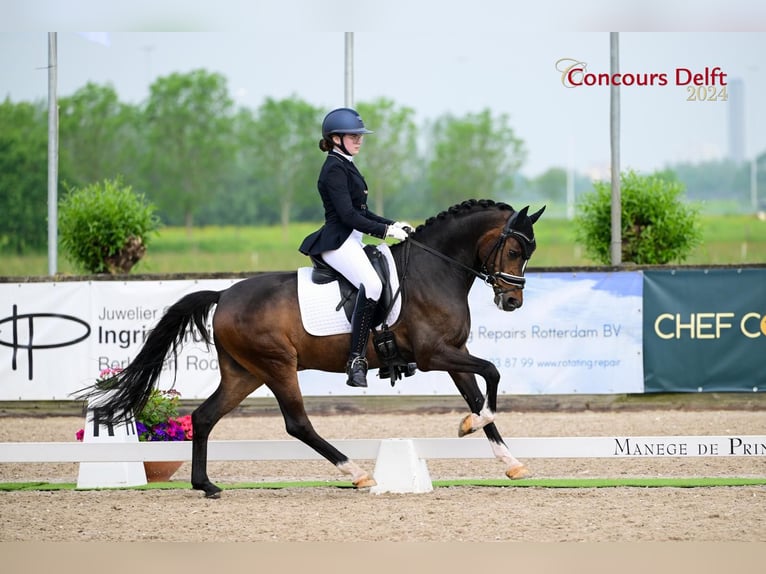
[321,107,374,139]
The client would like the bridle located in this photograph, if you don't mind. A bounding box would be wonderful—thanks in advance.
[405,210,535,292]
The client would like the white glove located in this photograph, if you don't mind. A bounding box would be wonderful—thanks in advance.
[393,221,414,233]
[386,225,408,242]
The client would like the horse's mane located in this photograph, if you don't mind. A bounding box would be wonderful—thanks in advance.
[413,199,513,236]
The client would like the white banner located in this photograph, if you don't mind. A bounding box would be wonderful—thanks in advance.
[407,271,645,395]
[0,272,643,400]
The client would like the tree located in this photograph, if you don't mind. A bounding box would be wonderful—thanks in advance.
[531,167,567,204]
[575,169,702,265]
[0,99,54,254]
[58,83,141,187]
[426,109,526,210]
[142,70,237,228]
[245,96,322,233]
[196,107,263,225]
[355,99,419,218]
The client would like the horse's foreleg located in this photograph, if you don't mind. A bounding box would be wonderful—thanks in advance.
[421,345,500,435]
[270,376,376,488]
[483,422,529,479]
[446,369,495,435]
[448,370,529,479]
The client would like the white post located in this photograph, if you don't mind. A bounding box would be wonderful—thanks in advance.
[370,439,433,494]
[76,399,147,488]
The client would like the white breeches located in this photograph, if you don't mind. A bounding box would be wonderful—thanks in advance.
[321,230,383,301]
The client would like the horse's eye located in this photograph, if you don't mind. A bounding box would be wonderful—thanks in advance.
[508,249,521,259]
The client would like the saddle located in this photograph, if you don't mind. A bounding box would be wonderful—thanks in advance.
[309,244,393,326]
[308,245,417,385]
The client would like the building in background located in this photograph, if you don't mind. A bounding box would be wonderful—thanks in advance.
[728,78,745,164]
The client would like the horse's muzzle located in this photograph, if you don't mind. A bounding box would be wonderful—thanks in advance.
[494,292,522,311]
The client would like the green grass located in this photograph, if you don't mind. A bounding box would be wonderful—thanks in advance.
[2,476,765,491]
[2,214,765,277]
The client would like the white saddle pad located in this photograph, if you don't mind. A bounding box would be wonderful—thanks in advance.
[297,243,402,336]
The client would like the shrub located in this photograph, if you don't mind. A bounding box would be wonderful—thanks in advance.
[58,178,160,274]
[575,170,702,265]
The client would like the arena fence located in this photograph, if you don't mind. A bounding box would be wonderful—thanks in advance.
[2,435,765,462]
[2,436,764,493]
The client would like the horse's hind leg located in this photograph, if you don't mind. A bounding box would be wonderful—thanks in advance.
[268,370,376,488]
[449,370,529,479]
[191,358,263,498]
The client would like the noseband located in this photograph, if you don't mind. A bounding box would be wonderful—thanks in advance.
[480,211,536,291]
[406,211,535,292]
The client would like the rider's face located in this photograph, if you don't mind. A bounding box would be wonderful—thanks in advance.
[334,133,363,155]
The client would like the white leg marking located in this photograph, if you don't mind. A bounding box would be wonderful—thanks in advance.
[337,460,368,482]
[467,404,496,432]
[490,440,523,470]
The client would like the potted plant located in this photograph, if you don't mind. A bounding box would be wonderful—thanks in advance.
[58,177,160,275]
[77,367,192,482]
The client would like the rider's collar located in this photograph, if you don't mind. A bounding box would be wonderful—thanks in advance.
[331,149,354,162]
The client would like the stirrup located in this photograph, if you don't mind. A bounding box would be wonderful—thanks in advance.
[346,356,369,388]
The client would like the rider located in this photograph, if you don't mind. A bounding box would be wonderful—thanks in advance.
[299,107,411,388]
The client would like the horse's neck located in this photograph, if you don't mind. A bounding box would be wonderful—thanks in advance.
[393,227,483,294]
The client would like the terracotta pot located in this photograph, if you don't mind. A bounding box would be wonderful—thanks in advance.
[143,460,183,483]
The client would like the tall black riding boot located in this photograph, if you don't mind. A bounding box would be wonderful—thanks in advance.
[346,289,377,388]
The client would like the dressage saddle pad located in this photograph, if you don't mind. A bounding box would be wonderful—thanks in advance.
[297,243,402,337]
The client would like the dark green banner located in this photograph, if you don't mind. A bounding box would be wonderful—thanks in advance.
[643,269,766,392]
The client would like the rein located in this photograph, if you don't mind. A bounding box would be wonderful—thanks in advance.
[406,237,500,286]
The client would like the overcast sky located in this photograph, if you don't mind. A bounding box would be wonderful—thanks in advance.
[2,4,764,177]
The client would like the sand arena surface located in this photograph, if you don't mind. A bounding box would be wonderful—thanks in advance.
[1,409,764,542]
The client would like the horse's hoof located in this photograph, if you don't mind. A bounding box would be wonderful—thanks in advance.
[353,475,377,489]
[194,482,223,499]
[506,465,530,480]
[458,415,476,437]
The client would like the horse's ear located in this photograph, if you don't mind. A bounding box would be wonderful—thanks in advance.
[529,205,546,224]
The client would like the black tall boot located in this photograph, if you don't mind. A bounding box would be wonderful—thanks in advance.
[346,287,377,388]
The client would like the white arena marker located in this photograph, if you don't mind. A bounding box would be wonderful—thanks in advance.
[370,439,433,494]
[76,400,147,489]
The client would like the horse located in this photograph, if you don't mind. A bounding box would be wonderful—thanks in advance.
[80,198,545,498]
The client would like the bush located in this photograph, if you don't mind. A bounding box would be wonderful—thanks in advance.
[575,170,702,265]
[58,178,160,274]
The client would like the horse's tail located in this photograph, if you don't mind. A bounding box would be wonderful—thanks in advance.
[74,289,221,423]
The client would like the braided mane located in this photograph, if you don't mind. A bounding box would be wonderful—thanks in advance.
[413,199,513,235]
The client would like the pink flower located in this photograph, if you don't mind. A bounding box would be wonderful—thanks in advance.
[97,367,123,382]
[175,415,193,440]
[75,428,84,442]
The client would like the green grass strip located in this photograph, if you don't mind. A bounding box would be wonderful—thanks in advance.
[2,477,765,492]
[433,477,766,488]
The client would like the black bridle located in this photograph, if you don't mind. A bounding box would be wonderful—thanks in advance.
[405,211,536,292]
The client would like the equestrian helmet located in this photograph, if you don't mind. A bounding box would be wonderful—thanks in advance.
[321,107,374,138]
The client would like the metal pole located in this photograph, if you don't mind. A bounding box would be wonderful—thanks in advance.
[609,32,622,266]
[344,32,354,107]
[566,135,575,220]
[47,32,59,276]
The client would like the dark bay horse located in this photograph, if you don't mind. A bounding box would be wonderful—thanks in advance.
[81,199,545,498]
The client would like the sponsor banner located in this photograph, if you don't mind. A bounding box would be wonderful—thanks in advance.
[1,271,643,399]
[0,279,239,401]
[460,271,644,395]
[643,269,766,393]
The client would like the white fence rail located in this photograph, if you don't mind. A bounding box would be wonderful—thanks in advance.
[2,435,765,463]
